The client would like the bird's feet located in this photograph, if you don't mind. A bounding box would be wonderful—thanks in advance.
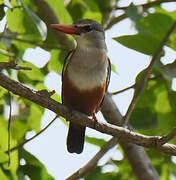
[92,113,98,128]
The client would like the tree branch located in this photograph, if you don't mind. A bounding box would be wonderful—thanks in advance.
[101,94,160,180]
[104,13,127,30]
[0,49,15,57]
[0,34,61,50]
[115,0,176,10]
[122,21,176,126]
[105,0,176,30]
[7,115,57,153]
[0,73,176,156]
[0,60,32,71]
[110,83,137,95]
[66,137,118,180]
[8,91,12,167]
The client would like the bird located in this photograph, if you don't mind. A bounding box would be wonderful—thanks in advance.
[51,19,111,154]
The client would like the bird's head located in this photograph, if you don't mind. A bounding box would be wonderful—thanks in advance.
[51,19,105,49]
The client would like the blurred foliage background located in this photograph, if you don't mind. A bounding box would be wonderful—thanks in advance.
[0,0,176,179]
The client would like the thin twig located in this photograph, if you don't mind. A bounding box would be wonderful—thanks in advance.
[110,83,137,95]
[0,60,32,71]
[0,34,61,49]
[114,0,176,10]
[8,91,12,167]
[105,13,127,30]
[12,66,32,71]
[122,21,176,126]
[66,137,118,180]
[0,49,15,57]
[2,3,22,9]
[7,115,58,153]
[103,8,116,30]
[158,128,176,146]
[106,0,176,29]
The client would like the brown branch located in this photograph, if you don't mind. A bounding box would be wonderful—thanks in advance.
[0,73,176,156]
[0,34,61,49]
[66,137,118,180]
[115,0,176,10]
[101,94,159,180]
[158,128,176,146]
[103,9,116,30]
[7,115,57,153]
[0,49,15,57]
[7,91,12,167]
[105,0,176,30]
[122,21,176,126]
[110,83,137,95]
[104,13,127,30]
[0,60,32,71]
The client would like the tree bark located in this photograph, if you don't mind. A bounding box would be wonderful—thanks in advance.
[101,94,159,180]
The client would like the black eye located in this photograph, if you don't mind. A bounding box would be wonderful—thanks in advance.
[82,25,93,32]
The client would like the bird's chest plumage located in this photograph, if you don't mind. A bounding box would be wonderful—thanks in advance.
[66,47,108,90]
[62,47,108,115]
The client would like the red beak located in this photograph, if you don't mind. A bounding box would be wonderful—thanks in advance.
[51,24,80,35]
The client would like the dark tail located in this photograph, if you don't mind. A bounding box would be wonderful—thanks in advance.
[67,123,85,154]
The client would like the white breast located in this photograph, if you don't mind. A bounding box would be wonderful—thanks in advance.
[66,46,108,90]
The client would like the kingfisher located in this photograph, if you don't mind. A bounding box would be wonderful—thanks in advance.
[51,19,111,154]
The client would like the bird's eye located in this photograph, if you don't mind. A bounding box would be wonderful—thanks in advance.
[82,25,93,32]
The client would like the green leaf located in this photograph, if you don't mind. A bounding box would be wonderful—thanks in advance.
[136,13,174,42]
[24,6,47,41]
[111,63,117,74]
[131,75,176,135]
[130,80,158,129]
[154,60,174,80]
[6,8,42,40]
[11,117,28,140]
[114,13,174,55]
[126,3,141,22]
[155,7,176,21]
[0,168,9,180]
[0,149,8,163]
[44,0,72,24]
[114,34,159,55]
[168,91,176,110]
[0,5,5,20]
[165,60,176,77]
[17,62,44,82]
[11,40,36,59]
[0,117,18,178]
[3,0,13,8]
[85,136,106,147]
[19,149,54,180]
[161,164,169,180]
[28,104,43,132]
[85,166,121,180]
[67,0,102,23]
[48,49,68,74]
[67,0,85,21]
[93,0,117,24]
[83,0,102,23]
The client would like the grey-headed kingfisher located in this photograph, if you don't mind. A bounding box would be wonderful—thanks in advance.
[51,19,111,154]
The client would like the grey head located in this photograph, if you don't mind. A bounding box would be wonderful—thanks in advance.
[73,19,106,49]
[73,19,104,34]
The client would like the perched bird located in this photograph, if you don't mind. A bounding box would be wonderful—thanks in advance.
[51,19,111,154]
